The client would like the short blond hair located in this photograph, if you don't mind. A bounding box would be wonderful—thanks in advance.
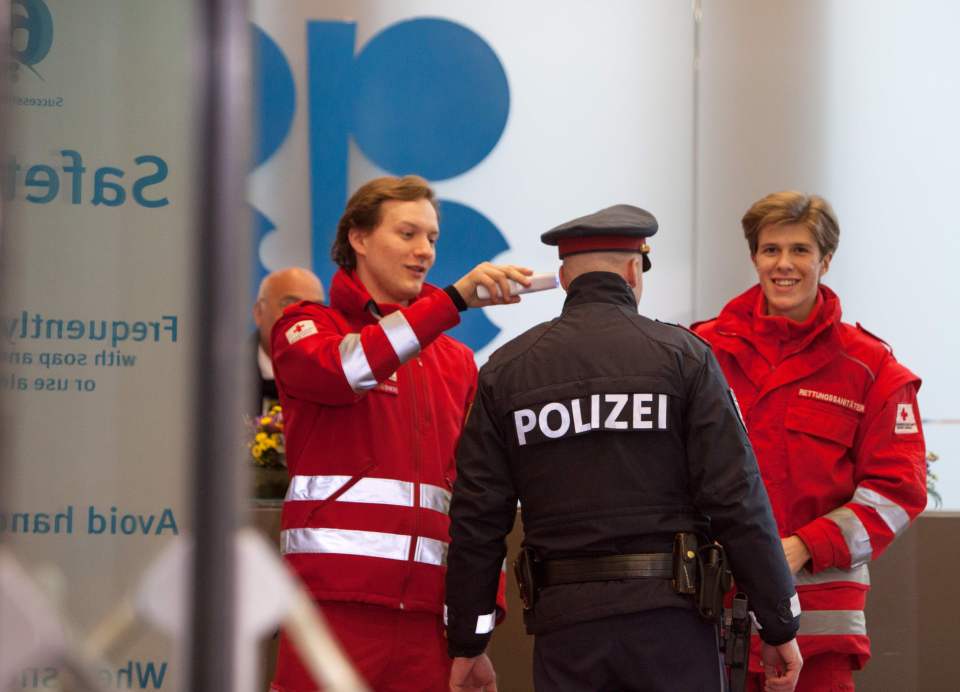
[742,191,839,258]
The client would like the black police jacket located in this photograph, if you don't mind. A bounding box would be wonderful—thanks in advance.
[445,271,799,657]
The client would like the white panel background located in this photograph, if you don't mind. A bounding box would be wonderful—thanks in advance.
[697,0,960,508]
[250,0,697,363]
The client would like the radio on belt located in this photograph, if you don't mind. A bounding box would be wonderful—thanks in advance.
[476,273,559,300]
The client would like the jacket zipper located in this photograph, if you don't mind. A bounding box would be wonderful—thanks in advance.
[398,357,425,609]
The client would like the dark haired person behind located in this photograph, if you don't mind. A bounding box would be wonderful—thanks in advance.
[693,191,927,691]
[252,267,325,415]
[269,175,530,691]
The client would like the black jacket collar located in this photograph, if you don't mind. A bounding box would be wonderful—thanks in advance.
[562,271,638,312]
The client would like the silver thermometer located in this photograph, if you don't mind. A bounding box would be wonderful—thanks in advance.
[476,272,559,300]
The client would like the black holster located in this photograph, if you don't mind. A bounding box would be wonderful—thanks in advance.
[696,541,732,623]
[673,533,733,622]
[514,546,539,610]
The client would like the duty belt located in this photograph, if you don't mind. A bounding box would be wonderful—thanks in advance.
[513,534,725,614]
[539,552,673,587]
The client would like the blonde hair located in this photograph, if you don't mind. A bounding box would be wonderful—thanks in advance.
[742,191,839,258]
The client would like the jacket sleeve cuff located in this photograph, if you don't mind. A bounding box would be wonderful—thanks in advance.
[447,638,491,659]
[795,518,842,573]
[755,594,801,645]
[445,608,495,659]
[445,285,469,312]
[757,627,799,647]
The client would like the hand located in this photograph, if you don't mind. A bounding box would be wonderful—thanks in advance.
[781,535,811,574]
[450,654,497,692]
[453,263,533,308]
[760,638,803,692]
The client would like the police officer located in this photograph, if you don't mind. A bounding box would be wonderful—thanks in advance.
[445,205,803,692]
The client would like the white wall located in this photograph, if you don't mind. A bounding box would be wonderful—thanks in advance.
[697,0,960,508]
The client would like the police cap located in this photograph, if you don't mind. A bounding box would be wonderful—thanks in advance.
[541,204,658,272]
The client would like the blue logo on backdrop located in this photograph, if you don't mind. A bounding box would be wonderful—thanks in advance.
[250,26,296,305]
[11,0,53,82]
[252,18,511,351]
[252,25,296,169]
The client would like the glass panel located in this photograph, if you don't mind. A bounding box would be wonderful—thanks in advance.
[2,0,197,688]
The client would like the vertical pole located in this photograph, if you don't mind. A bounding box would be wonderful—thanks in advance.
[191,0,251,689]
[0,0,10,257]
[0,0,12,524]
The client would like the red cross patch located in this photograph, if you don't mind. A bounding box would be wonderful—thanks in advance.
[285,319,318,345]
[894,403,918,435]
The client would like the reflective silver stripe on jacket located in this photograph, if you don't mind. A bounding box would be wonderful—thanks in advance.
[286,475,450,515]
[340,478,415,506]
[475,611,496,634]
[286,474,352,502]
[281,528,448,567]
[794,564,871,587]
[282,527,411,561]
[286,475,414,506]
[339,333,377,392]
[379,311,421,362]
[789,593,801,617]
[797,609,867,637]
[286,475,415,506]
[414,537,448,566]
[420,484,452,514]
[824,506,873,567]
[852,486,911,536]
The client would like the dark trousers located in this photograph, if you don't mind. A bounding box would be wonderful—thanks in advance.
[533,607,724,692]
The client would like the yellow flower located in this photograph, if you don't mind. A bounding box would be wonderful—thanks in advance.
[249,404,287,467]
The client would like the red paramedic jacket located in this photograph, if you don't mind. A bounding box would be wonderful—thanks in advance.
[694,284,926,669]
[272,269,505,618]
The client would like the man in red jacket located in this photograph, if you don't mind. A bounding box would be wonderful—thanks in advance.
[269,175,528,692]
[694,191,926,691]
